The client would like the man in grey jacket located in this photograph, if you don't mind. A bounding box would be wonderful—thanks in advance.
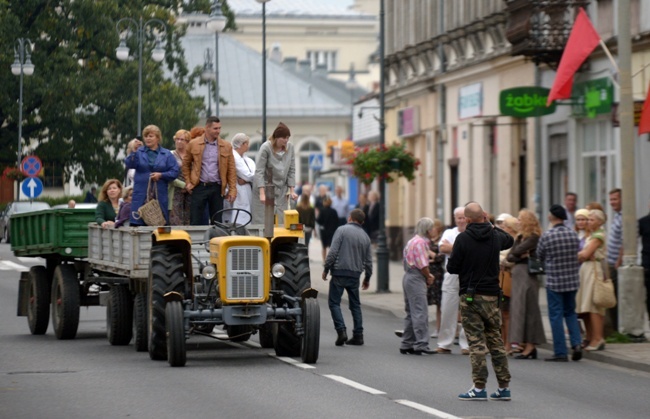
[322,209,373,346]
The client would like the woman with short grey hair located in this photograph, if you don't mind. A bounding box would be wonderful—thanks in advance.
[223,133,255,225]
[399,217,437,355]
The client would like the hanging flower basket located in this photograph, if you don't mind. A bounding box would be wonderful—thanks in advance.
[2,167,25,182]
[348,143,421,186]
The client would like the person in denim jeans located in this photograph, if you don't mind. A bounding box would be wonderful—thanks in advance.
[322,209,373,346]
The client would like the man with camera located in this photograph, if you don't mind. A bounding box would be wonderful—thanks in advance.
[447,202,514,401]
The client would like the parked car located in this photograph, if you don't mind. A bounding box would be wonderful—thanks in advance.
[0,201,51,243]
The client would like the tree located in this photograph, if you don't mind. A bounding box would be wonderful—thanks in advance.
[0,0,231,188]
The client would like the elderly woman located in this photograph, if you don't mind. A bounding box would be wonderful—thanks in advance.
[251,122,297,224]
[168,129,191,225]
[574,208,590,251]
[224,133,255,225]
[95,179,123,228]
[576,209,608,351]
[124,124,179,226]
[507,209,546,359]
[399,217,437,355]
[499,216,519,355]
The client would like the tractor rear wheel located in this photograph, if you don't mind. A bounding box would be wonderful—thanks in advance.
[51,264,80,340]
[107,285,133,345]
[27,266,50,335]
[301,298,320,364]
[166,301,186,367]
[148,245,186,361]
[133,292,148,352]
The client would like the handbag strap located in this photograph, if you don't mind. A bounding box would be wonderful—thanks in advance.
[146,178,159,202]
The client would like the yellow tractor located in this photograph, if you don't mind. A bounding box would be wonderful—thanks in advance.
[147,207,319,367]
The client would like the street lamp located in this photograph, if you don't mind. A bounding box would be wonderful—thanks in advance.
[207,0,226,117]
[115,17,167,134]
[201,49,216,117]
[11,38,35,199]
[256,0,271,141]
[376,0,390,292]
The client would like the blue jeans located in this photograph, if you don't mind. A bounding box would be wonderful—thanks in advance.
[328,276,363,336]
[547,289,581,357]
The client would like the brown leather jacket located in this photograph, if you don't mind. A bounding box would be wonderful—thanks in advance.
[182,136,237,198]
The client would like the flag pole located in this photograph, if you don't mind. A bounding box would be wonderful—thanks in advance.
[599,39,620,87]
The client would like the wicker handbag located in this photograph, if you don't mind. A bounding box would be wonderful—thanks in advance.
[133,179,166,226]
[592,263,617,309]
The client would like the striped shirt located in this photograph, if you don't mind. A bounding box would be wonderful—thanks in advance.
[536,224,580,293]
[403,235,430,270]
[607,211,622,265]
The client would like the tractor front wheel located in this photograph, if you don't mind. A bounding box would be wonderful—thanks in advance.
[301,298,320,364]
[166,301,186,367]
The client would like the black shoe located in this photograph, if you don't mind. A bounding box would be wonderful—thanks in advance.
[515,348,537,359]
[412,348,436,355]
[335,330,348,346]
[544,355,568,362]
[400,348,415,355]
[572,345,583,361]
[346,335,364,346]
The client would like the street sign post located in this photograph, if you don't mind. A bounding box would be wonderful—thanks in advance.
[21,177,43,199]
[20,155,42,178]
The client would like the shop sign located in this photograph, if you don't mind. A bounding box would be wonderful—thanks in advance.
[499,87,556,118]
[572,77,614,118]
[459,83,482,119]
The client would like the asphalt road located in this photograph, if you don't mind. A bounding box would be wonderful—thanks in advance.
[1,242,649,419]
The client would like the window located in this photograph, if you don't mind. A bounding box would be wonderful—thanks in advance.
[42,162,64,187]
[306,50,337,71]
[580,120,615,209]
[298,141,322,184]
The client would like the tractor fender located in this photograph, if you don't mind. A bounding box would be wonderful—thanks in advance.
[301,288,319,300]
[164,291,184,303]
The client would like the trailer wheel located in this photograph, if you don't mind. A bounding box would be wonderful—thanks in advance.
[227,325,252,342]
[166,301,186,367]
[258,323,274,348]
[106,285,133,346]
[27,266,50,335]
[301,298,320,364]
[275,243,311,297]
[148,245,186,361]
[51,264,80,340]
[133,292,148,352]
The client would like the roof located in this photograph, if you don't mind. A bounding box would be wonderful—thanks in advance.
[181,33,366,118]
[227,0,373,19]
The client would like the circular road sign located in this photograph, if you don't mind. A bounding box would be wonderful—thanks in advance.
[21,155,43,178]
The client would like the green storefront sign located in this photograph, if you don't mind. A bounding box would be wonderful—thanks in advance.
[499,87,556,118]
[572,77,614,118]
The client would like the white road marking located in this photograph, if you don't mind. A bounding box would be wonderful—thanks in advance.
[0,261,29,271]
[323,374,386,395]
[395,400,461,418]
[271,354,316,369]
[17,257,44,264]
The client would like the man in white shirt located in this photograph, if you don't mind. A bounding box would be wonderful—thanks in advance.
[437,206,470,354]
[331,186,350,227]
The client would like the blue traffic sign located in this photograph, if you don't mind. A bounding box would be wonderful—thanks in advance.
[21,156,42,177]
[309,153,324,170]
[21,177,44,199]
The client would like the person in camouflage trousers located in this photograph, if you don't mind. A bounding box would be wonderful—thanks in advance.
[447,202,514,401]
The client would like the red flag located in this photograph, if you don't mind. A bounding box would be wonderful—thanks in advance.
[638,83,650,135]
[547,8,601,106]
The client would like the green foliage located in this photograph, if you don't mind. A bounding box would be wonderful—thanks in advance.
[349,143,421,186]
[37,194,85,207]
[0,0,235,188]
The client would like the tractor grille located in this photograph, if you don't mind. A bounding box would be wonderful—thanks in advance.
[227,246,263,300]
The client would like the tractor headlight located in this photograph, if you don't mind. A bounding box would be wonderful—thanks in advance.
[271,263,285,278]
[202,264,216,279]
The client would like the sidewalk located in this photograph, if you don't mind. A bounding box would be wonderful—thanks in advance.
[306,238,650,373]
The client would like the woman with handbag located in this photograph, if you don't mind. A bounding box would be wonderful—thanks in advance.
[506,209,547,359]
[125,125,179,226]
[499,216,518,355]
[576,209,608,351]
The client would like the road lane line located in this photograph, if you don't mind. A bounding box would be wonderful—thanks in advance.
[271,355,316,369]
[323,374,386,395]
[395,400,461,419]
[17,257,44,264]
[0,261,29,271]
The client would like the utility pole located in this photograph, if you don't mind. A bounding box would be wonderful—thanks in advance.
[617,0,645,338]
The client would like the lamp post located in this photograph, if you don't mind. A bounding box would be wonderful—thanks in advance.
[11,38,35,200]
[256,0,271,141]
[207,1,226,117]
[201,48,216,116]
[345,64,358,141]
[115,17,167,134]
[376,0,390,292]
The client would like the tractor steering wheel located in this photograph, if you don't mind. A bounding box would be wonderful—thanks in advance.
[211,208,252,234]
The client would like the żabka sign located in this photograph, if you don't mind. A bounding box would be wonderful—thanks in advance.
[499,87,557,118]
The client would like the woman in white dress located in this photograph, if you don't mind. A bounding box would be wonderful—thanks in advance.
[223,133,255,225]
